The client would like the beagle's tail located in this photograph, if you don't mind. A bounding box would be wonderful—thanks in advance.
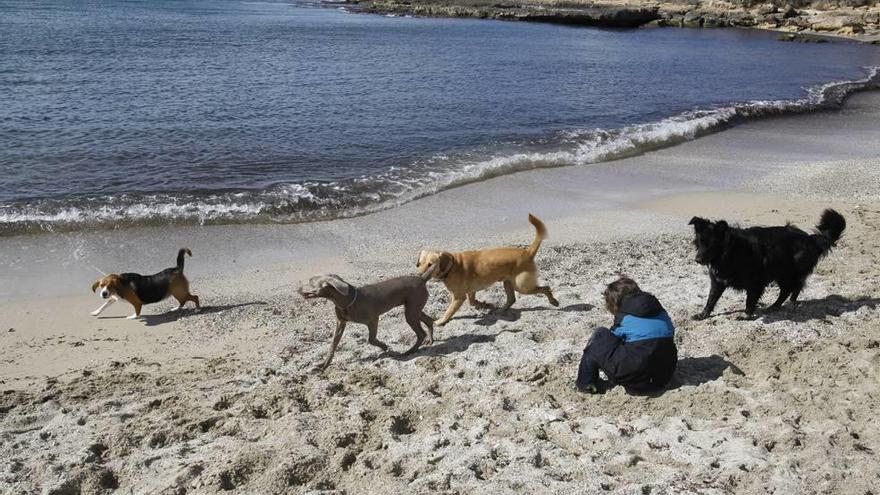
[176,248,192,271]
[526,214,548,259]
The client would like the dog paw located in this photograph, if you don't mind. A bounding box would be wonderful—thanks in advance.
[691,313,709,321]
[736,314,759,321]
[550,298,560,307]
[435,320,448,327]
[126,314,139,320]
[90,310,101,316]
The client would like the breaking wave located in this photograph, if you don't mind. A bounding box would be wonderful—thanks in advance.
[2,66,878,235]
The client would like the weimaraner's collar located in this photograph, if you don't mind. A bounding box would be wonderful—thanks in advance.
[342,287,358,309]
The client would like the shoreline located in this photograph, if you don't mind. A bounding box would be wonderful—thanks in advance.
[346,0,880,43]
[3,90,880,302]
[3,64,879,237]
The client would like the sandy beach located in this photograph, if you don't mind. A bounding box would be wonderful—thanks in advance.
[2,92,880,494]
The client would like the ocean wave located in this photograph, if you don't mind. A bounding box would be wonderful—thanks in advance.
[2,66,878,236]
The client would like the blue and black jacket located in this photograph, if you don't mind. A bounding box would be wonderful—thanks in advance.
[604,291,677,389]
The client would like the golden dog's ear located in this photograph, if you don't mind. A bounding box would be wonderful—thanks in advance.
[436,252,455,279]
[91,280,100,292]
[416,250,425,268]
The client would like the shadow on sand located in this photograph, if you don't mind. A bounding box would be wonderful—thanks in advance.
[382,327,526,362]
[453,303,595,327]
[701,294,879,322]
[759,294,880,324]
[671,355,744,387]
[598,355,744,397]
[136,301,268,326]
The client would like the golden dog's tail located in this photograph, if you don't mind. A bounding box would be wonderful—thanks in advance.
[526,214,547,259]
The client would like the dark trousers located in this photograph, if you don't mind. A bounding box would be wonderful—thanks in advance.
[576,327,678,393]
[576,327,618,391]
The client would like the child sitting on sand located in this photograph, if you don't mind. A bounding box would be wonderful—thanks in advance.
[576,277,677,394]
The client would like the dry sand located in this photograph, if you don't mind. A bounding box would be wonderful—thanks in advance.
[2,93,880,494]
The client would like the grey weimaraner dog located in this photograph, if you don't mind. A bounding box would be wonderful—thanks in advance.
[299,265,436,369]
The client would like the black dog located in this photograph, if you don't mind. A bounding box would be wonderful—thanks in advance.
[689,209,845,320]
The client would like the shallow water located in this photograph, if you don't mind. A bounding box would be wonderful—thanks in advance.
[1,0,878,233]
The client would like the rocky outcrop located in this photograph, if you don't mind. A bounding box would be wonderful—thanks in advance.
[356,1,661,28]
[350,0,880,42]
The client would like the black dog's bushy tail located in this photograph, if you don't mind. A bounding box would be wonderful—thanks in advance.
[176,248,193,271]
[813,209,846,257]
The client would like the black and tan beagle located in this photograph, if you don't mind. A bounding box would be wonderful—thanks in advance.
[91,248,200,319]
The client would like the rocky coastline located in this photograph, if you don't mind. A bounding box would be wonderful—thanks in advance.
[347,0,880,42]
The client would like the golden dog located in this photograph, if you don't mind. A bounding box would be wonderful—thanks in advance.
[417,214,558,326]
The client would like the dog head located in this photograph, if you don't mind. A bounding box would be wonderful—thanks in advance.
[91,274,125,299]
[688,216,729,265]
[299,274,351,300]
[416,250,454,280]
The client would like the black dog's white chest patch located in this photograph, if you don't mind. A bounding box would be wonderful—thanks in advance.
[710,267,735,286]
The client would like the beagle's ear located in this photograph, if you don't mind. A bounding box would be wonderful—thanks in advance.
[91,280,100,292]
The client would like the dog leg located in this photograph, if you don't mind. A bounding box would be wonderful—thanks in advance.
[321,320,347,370]
[514,272,559,308]
[789,281,805,307]
[436,297,465,326]
[126,301,143,320]
[694,278,726,320]
[739,287,765,320]
[91,297,116,316]
[366,320,389,352]
[500,280,516,312]
[174,293,200,310]
[468,292,493,310]
[420,312,435,345]
[536,286,559,307]
[403,308,427,355]
[513,284,559,308]
[768,288,792,311]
